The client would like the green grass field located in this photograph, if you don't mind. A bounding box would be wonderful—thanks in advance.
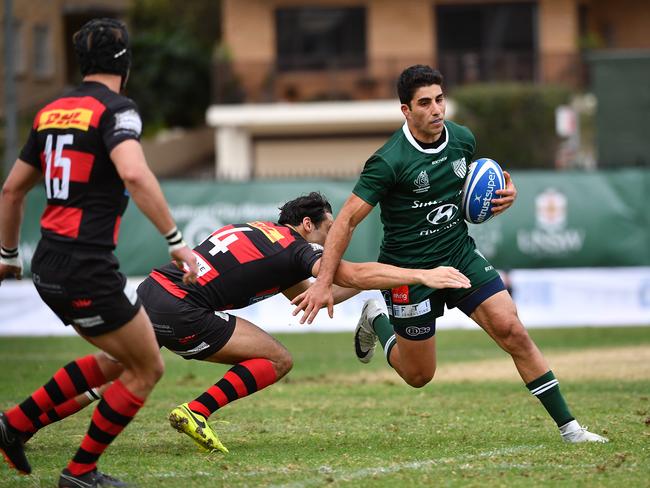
[1,326,649,487]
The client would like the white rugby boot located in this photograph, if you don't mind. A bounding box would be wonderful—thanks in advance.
[560,420,609,443]
[354,299,386,364]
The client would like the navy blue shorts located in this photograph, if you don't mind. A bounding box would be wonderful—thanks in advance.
[387,276,506,341]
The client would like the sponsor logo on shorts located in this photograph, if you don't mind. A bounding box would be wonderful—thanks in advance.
[73,315,104,328]
[405,325,432,337]
[179,334,197,344]
[152,323,173,336]
[391,285,410,304]
[485,265,494,272]
[32,273,64,293]
[72,298,92,309]
[392,299,432,319]
[172,341,210,357]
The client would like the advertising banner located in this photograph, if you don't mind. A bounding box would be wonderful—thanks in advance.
[468,169,650,268]
[11,169,650,274]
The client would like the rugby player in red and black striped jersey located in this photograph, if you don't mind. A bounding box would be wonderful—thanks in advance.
[16,193,471,455]
[0,18,198,487]
[139,192,469,453]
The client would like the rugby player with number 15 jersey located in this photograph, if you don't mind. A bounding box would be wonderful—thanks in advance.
[0,18,198,487]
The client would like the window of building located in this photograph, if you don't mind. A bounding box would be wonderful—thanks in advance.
[33,24,54,79]
[276,7,366,71]
[436,3,536,86]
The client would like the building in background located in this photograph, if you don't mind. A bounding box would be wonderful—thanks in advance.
[0,0,129,118]
[217,0,650,103]
[209,0,649,179]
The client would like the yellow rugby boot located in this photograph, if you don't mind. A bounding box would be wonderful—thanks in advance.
[168,403,229,453]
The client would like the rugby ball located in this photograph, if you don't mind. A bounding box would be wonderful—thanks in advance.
[461,158,506,224]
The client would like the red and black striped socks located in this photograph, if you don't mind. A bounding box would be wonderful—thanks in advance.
[188,359,277,418]
[67,379,143,476]
[5,354,106,434]
[32,388,103,433]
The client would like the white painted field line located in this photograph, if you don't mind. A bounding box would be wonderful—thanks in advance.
[267,445,546,488]
[138,444,607,486]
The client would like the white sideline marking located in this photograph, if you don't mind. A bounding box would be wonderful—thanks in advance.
[141,445,604,485]
[267,445,545,488]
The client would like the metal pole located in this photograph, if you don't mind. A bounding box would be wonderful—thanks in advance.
[3,0,18,177]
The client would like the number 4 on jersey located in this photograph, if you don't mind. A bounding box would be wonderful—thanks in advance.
[206,227,252,256]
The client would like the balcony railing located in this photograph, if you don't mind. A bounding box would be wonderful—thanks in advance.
[211,52,587,104]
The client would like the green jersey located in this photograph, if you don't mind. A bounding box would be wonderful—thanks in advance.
[353,121,476,266]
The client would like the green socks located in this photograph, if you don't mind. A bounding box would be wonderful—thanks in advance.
[372,314,396,367]
[526,370,574,427]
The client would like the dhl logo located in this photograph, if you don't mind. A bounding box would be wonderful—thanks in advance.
[249,221,285,243]
[38,108,93,131]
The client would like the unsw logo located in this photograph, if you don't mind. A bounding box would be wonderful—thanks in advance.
[413,171,430,193]
[517,188,585,256]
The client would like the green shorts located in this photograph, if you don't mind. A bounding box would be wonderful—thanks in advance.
[380,243,502,332]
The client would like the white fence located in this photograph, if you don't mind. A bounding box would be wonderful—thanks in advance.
[1,268,649,336]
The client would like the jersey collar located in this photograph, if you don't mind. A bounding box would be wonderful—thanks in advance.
[402,122,449,154]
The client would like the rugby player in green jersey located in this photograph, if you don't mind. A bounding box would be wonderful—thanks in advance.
[293,65,607,444]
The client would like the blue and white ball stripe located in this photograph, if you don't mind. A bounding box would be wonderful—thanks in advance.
[461,158,506,224]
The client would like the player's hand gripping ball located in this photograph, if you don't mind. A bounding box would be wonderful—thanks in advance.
[461,158,505,224]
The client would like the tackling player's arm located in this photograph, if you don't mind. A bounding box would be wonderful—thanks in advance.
[283,280,359,306]
[292,194,374,324]
[0,160,42,282]
[110,140,198,283]
[313,259,471,295]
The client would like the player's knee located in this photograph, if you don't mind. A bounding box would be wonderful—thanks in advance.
[151,355,165,383]
[403,370,435,388]
[498,320,531,353]
[273,349,293,379]
[137,354,165,389]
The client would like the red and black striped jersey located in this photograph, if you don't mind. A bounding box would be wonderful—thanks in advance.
[148,221,323,310]
[19,81,142,249]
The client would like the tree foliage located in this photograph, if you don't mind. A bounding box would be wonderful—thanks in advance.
[126,0,220,129]
[452,83,572,169]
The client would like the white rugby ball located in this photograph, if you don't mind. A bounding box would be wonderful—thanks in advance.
[462,158,506,224]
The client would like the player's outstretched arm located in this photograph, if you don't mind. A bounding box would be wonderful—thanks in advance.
[292,194,374,324]
[283,280,360,310]
[0,160,42,283]
[491,170,517,215]
[331,261,471,291]
[110,140,198,283]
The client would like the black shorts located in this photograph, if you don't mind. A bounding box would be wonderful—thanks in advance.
[30,239,141,337]
[137,278,236,360]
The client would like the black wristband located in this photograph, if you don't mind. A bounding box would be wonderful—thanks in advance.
[0,246,19,259]
[164,227,183,246]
